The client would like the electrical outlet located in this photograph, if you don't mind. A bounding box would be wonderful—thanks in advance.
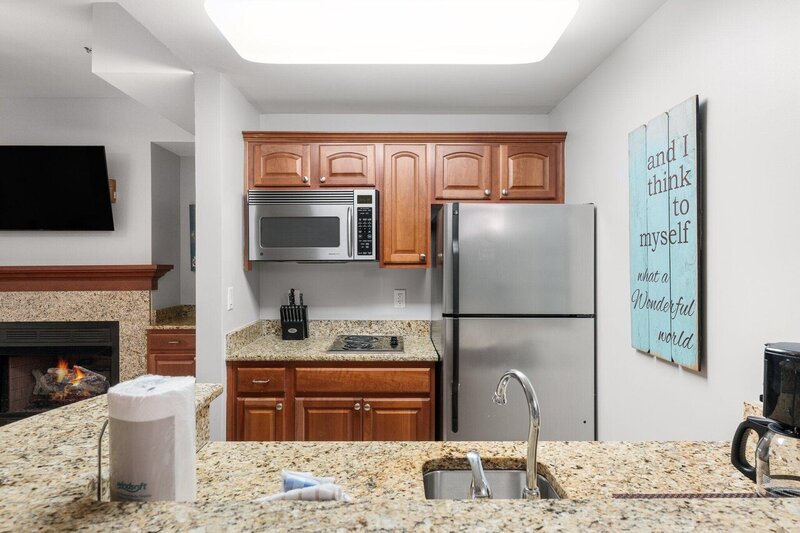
[226,287,234,311]
[393,289,406,309]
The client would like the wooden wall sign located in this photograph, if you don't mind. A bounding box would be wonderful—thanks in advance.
[628,96,702,370]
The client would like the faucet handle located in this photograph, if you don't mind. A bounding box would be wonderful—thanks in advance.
[467,450,492,499]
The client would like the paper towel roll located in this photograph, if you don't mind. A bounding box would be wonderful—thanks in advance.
[108,375,196,502]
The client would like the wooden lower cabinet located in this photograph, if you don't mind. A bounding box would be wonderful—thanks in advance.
[295,397,362,441]
[146,328,196,377]
[228,362,435,442]
[362,398,431,441]
[236,397,286,441]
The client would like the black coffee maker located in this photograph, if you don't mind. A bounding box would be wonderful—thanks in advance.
[731,343,800,496]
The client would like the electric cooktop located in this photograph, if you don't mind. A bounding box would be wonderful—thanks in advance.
[327,335,404,353]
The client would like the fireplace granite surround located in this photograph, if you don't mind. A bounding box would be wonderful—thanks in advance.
[0,291,150,380]
[0,265,173,382]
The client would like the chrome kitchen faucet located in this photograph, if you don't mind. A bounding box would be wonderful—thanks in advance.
[493,369,542,500]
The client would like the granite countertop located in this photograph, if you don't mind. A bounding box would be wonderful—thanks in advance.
[3,434,799,530]
[226,319,439,363]
[0,383,221,515]
[148,304,196,330]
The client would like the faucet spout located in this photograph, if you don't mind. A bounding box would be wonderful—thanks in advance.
[466,450,492,499]
[493,369,541,500]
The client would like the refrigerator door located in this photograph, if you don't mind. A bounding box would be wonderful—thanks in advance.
[444,203,594,316]
[441,316,595,441]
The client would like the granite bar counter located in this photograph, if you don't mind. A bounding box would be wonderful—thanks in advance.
[1,394,798,531]
[226,319,439,362]
[0,383,221,513]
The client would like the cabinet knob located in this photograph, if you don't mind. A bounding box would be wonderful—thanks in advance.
[363,403,371,412]
[251,379,271,385]
[354,402,361,411]
[502,189,509,196]
[419,253,426,262]
[320,176,327,183]
[276,402,283,411]
[484,189,491,196]
[302,176,309,183]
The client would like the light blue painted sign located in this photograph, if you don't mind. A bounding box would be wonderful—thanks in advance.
[629,96,701,371]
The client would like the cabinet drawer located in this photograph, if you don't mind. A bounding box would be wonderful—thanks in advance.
[295,368,431,394]
[237,367,286,394]
[147,332,196,352]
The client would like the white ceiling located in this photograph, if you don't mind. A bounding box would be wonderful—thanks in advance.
[0,0,121,98]
[0,0,668,114]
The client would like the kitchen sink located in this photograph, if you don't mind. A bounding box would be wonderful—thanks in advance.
[423,470,561,500]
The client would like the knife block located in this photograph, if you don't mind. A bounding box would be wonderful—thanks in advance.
[280,304,307,340]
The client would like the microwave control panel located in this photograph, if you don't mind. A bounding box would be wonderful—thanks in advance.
[356,204,374,257]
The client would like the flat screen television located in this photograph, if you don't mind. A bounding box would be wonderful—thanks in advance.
[0,146,114,231]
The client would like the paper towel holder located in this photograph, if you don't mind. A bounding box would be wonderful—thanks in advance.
[97,418,108,502]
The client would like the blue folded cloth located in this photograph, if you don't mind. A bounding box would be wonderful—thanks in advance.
[281,470,336,492]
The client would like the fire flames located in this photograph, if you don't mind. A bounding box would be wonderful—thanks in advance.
[54,358,86,385]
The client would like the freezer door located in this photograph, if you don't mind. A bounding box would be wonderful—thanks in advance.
[441,317,595,441]
[455,203,594,316]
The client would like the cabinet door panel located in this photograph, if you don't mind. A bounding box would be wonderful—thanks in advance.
[236,398,285,441]
[252,143,311,187]
[499,143,560,200]
[434,145,492,200]
[318,144,376,187]
[148,353,195,377]
[295,397,362,441]
[362,398,432,441]
[381,145,429,266]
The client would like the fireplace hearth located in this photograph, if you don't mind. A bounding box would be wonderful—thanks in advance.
[0,322,119,425]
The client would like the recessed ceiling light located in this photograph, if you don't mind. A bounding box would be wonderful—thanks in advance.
[204,0,579,65]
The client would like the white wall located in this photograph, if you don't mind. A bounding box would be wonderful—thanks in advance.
[548,0,800,441]
[195,73,260,441]
[179,156,196,305]
[260,114,549,131]
[150,143,181,309]
[260,263,430,320]
[0,97,192,265]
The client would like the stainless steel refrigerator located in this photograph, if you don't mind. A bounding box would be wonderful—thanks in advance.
[431,203,595,441]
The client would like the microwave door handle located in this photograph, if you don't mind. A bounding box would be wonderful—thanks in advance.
[347,206,353,258]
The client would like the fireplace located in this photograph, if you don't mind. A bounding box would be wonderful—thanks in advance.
[0,322,119,425]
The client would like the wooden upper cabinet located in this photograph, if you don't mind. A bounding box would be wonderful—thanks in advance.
[381,145,429,266]
[318,144,376,187]
[251,143,311,187]
[236,398,285,441]
[362,398,432,441]
[434,144,493,200]
[499,143,562,201]
[295,397,362,441]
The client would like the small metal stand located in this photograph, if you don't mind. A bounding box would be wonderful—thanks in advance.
[97,419,108,502]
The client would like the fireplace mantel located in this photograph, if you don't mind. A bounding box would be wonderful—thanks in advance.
[0,265,173,292]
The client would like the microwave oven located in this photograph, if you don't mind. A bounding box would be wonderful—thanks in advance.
[248,189,377,262]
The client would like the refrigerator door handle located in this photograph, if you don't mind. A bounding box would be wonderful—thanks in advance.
[451,204,460,433]
[452,203,460,315]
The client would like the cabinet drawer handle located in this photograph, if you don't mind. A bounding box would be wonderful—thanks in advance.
[167,340,181,344]
[276,402,283,411]
[363,403,371,412]
[354,402,361,411]
[320,176,327,183]
[251,379,271,385]
[302,176,309,183]
[502,188,509,196]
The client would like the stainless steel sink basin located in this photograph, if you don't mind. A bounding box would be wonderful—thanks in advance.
[423,469,561,500]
